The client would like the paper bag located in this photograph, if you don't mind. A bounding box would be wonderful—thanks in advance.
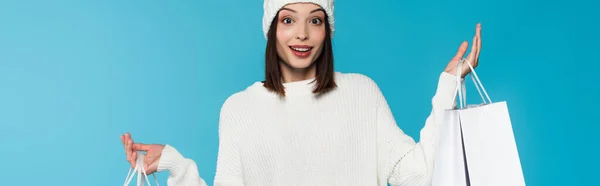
[431,109,468,186]
[432,59,525,186]
[459,101,525,186]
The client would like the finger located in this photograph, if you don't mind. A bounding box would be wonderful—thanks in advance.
[128,140,135,166]
[467,35,477,63]
[123,134,132,164]
[121,135,128,155]
[131,151,137,168]
[462,35,477,73]
[476,23,482,62]
[127,138,133,152]
[126,133,134,152]
[469,35,477,57]
[121,134,127,146]
[126,139,131,162]
[133,143,152,151]
[476,23,481,37]
[452,41,469,61]
[124,133,129,147]
[122,136,129,154]
[474,36,480,67]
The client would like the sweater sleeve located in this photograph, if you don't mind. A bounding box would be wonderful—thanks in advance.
[157,145,209,186]
[212,96,245,185]
[376,72,459,186]
[157,96,245,186]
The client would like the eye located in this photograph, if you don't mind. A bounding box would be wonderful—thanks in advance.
[311,18,323,25]
[282,17,293,24]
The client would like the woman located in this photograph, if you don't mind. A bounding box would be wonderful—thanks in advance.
[120,0,482,185]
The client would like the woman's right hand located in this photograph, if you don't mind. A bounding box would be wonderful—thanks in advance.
[120,132,165,174]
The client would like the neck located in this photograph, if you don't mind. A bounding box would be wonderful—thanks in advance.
[280,62,317,83]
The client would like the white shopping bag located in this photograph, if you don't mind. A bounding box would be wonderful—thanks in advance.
[123,152,160,186]
[431,109,468,186]
[432,59,526,186]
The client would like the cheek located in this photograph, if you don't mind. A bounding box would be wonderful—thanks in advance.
[310,27,326,55]
[275,28,291,59]
[310,26,326,40]
[276,26,294,42]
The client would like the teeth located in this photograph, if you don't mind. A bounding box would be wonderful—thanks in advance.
[291,47,310,52]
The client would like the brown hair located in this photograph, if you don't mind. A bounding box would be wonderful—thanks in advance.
[263,11,337,97]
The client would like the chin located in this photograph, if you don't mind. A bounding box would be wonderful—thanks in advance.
[285,59,315,69]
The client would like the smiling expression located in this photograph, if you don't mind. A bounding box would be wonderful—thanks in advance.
[275,3,327,70]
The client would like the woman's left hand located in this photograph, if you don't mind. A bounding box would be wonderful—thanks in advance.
[444,23,482,78]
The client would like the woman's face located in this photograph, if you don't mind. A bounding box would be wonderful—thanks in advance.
[275,3,326,70]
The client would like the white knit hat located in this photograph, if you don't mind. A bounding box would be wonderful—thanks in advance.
[262,0,335,39]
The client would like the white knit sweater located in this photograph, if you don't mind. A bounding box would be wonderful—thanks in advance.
[157,72,459,186]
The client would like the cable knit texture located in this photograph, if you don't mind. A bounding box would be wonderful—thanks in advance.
[262,0,335,39]
[157,71,459,186]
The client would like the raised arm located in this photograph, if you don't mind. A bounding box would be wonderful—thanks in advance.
[381,23,481,186]
[376,72,458,186]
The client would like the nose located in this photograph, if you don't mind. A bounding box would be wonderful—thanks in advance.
[296,23,309,41]
[296,34,308,41]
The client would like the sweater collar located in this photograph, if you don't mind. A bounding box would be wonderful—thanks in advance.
[251,76,318,97]
[282,77,317,96]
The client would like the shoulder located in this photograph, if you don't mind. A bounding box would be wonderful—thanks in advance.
[332,72,387,107]
[219,87,255,117]
[334,71,383,92]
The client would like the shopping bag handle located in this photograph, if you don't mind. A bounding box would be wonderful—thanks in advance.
[123,152,160,186]
[456,58,492,108]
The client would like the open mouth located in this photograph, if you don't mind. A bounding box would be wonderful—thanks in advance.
[289,45,313,57]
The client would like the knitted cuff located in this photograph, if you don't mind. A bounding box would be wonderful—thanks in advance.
[433,72,461,109]
[157,144,187,176]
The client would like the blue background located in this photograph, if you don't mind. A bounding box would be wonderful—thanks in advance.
[0,0,598,185]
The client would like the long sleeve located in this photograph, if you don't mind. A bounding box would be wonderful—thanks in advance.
[158,145,209,186]
[213,95,245,185]
[376,72,459,186]
[157,95,245,186]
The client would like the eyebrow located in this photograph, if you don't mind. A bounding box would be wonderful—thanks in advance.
[311,8,325,13]
[280,8,325,14]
